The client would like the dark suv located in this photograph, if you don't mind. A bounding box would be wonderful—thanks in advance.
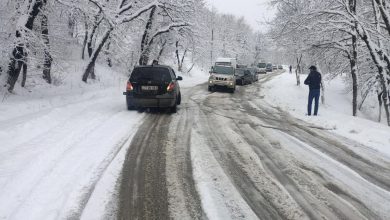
[123,65,182,113]
[235,68,253,85]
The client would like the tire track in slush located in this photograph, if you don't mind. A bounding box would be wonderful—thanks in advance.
[166,96,207,220]
[119,114,170,220]
[118,86,206,220]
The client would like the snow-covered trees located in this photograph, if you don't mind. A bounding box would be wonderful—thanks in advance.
[5,0,45,92]
[270,0,390,125]
[0,0,262,92]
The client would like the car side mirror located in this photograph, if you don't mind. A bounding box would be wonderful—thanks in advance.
[176,76,183,81]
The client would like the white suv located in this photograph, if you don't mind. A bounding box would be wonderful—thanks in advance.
[208,65,236,93]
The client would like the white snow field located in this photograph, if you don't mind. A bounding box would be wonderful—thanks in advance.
[0,62,208,219]
[262,71,390,157]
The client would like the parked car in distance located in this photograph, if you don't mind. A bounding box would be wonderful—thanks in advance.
[278,65,283,69]
[257,62,267,74]
[123,65,182,113]
[272,65,277,70]
[266,63,273,72]
[235,68,253,85]
[209,65,236,93]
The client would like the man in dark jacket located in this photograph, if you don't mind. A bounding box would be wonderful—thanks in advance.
[304,66,322,116]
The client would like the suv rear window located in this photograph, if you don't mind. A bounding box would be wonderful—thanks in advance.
[236,69,245,76]
[130,67,172,82]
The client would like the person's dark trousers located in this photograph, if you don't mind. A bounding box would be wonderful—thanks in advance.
[308,89,320,116]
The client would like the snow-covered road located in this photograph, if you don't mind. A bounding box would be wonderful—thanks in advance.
[0,87,145,219]
[2,71,390,220]
[118,73,390,220]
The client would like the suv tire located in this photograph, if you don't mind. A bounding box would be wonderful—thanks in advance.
[171,104,177,113]
[177,93,182,105]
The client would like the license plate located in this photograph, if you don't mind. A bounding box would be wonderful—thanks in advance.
[141,86,158,91]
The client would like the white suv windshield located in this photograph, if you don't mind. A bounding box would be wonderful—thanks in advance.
[213,66,234,75]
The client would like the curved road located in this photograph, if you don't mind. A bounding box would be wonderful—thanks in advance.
[118,73,390,220]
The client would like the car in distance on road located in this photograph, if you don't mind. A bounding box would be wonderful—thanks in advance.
[208,65,236,93]
[257,62,267,74]
[123,65,182,113]
[235,68,253,85]
[278,65,283,70]
[272,65,277,70]
[266,63,273,72]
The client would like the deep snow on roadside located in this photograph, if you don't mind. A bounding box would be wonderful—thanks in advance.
[262,71,390,157]
[0,60,208,219]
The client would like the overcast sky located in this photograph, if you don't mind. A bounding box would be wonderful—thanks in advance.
[204,0,276,32]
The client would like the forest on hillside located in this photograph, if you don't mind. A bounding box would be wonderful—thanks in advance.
[0,0,268,91]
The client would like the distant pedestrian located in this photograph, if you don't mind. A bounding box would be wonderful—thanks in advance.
[289,65,292,74]
[304,66,322,116]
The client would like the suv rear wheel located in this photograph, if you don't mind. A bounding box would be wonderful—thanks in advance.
[170,104,177,113]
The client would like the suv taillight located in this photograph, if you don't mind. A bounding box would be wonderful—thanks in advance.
[167,82,175,92]
[126,81,133,91]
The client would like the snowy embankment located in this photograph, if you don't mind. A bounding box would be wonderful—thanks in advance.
[262,71,390,158]
[0,62,208,219]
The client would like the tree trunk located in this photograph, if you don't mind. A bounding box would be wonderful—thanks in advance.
[105,38,112,67]
[378,91,383,122]
[86,14,103,79]
[175,40,188,72]
[82,28,112,82]
[82,17,88,60]
[180,49,187,72]
[349,36,358,116]
[42,0,52,84]
[21,60,27,87]
[348,0,358,116]
[156,40,167,62]
[139,6,156,65]
[6,0,43,92]
[295,54,302,86]
[175,41,180,70]
[382,84,390,126]
[6,46,24,92]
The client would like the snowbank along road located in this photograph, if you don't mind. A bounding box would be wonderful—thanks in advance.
[118,72,390,220]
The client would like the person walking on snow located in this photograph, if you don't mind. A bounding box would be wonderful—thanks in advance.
[289,65,292,74]
[304,66,322,116]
